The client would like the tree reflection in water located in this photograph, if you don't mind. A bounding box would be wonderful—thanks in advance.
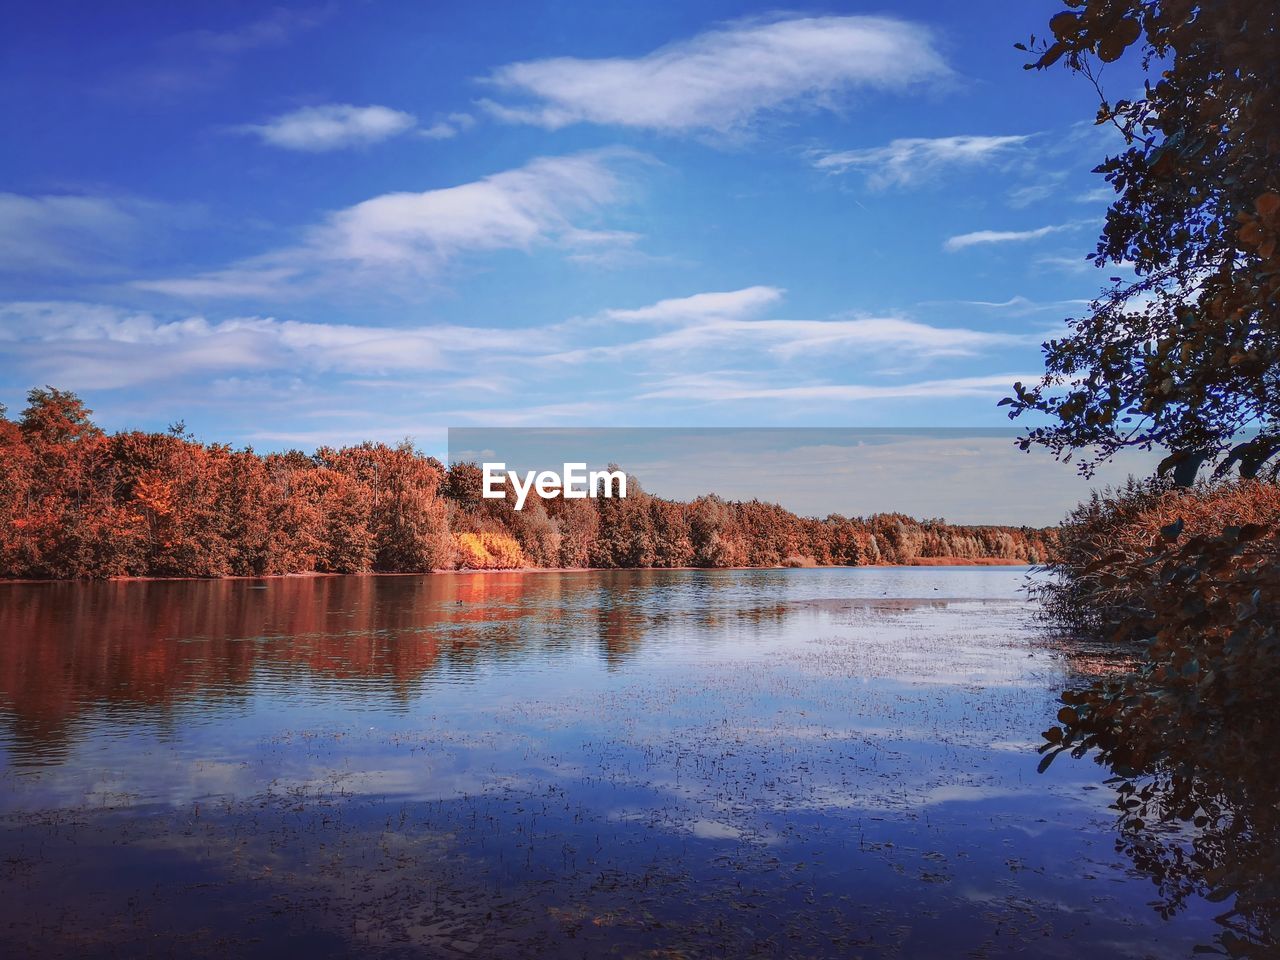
[1044,526,1280,957]
[0,568,1240,957]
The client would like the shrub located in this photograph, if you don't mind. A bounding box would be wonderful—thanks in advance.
[1034,478,1280,630]
[781,554,816,568]
[454,531,526,570]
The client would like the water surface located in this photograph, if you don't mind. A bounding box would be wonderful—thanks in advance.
[0,568,1216,957]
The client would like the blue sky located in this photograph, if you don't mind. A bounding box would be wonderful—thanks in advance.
[0,1,1142,455]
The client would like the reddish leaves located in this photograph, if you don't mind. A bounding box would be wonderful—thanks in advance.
[0,389,1058,579]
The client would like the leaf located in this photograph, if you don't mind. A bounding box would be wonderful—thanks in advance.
[1035,41,1067,68]
[1097,36,1127,62]
[1048,12,1081,39]
[1036,747,1066,774]
[1083,550,1126,573]
[1110,17,1142,53]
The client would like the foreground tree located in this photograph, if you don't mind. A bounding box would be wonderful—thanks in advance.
[1005,0,1280,482]
[1041,512,1280,953]
[1018,4,1280,951]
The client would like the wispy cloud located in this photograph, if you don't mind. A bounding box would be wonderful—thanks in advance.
[480,15,950,135]
[600,286,784,324]
[236,104,416,151]
[813,134,1031,189]
[1033,253,1093,273]
[0,193,200,277]
[1034,250,1134,275]
[600,316,1021,363]
[134,149,646,298]
[952,294,1089,315]
[1074,186,1115,204]
[1006,179,1063,208]
[550,288,1025,365]
[0,194,139,274]
[1,285,1030,411]
[638,373,1034,403]
[177,6,332,56]
[131,266,303,299]
[103,6,332,99]
[419,113,477,140]
[0,301,541,389]
[944,224,1073,252]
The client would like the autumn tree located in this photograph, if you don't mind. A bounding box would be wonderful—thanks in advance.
[263,451,328,571]
[0,389,1052,578]
[321,442,453,572]
[592,475,657,568]
[0,404,37,574]
[1005,0,1280,482]
[648,498,694,567]
[688,496,745,568]
[215,449,279,575]
[822,517,865,566]
[545,494,599,568]
[11,388,123,577]
[109,432,235,577]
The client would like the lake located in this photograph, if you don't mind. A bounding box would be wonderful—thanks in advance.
[0,568,1217,958]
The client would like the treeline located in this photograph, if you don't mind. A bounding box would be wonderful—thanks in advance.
[0,389,1055,579]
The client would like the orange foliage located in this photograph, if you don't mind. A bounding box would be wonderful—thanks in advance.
[455,532,527,570]
[0,387,1058,580]
[1039,478,1280,629]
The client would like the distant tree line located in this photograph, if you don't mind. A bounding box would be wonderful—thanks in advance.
[0,389,1055,579]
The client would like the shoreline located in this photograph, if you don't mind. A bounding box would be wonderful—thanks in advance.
[0,557,1037,585]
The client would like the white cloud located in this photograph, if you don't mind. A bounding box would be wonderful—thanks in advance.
[132,266,305,299]
[237,104,417,151]
[1006,182,1057,208]
[1075,186,1115,204]
[2,285,1030,426]
[135,149,643,298]
[315,152,623,264]
[944,224,1072,252]
[638,373,1033,403]
[633,316,1020,361]
[813,135,1030,189]
[480,15,949,134]
[0,301,541,389]
[550,288,1024,365]
[419,113,477,140]
[954,294,1089,315]
[1033,253,1092,273]
[0,193,147,274]
[1034,251,1135,275]
[601,286,783,324]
